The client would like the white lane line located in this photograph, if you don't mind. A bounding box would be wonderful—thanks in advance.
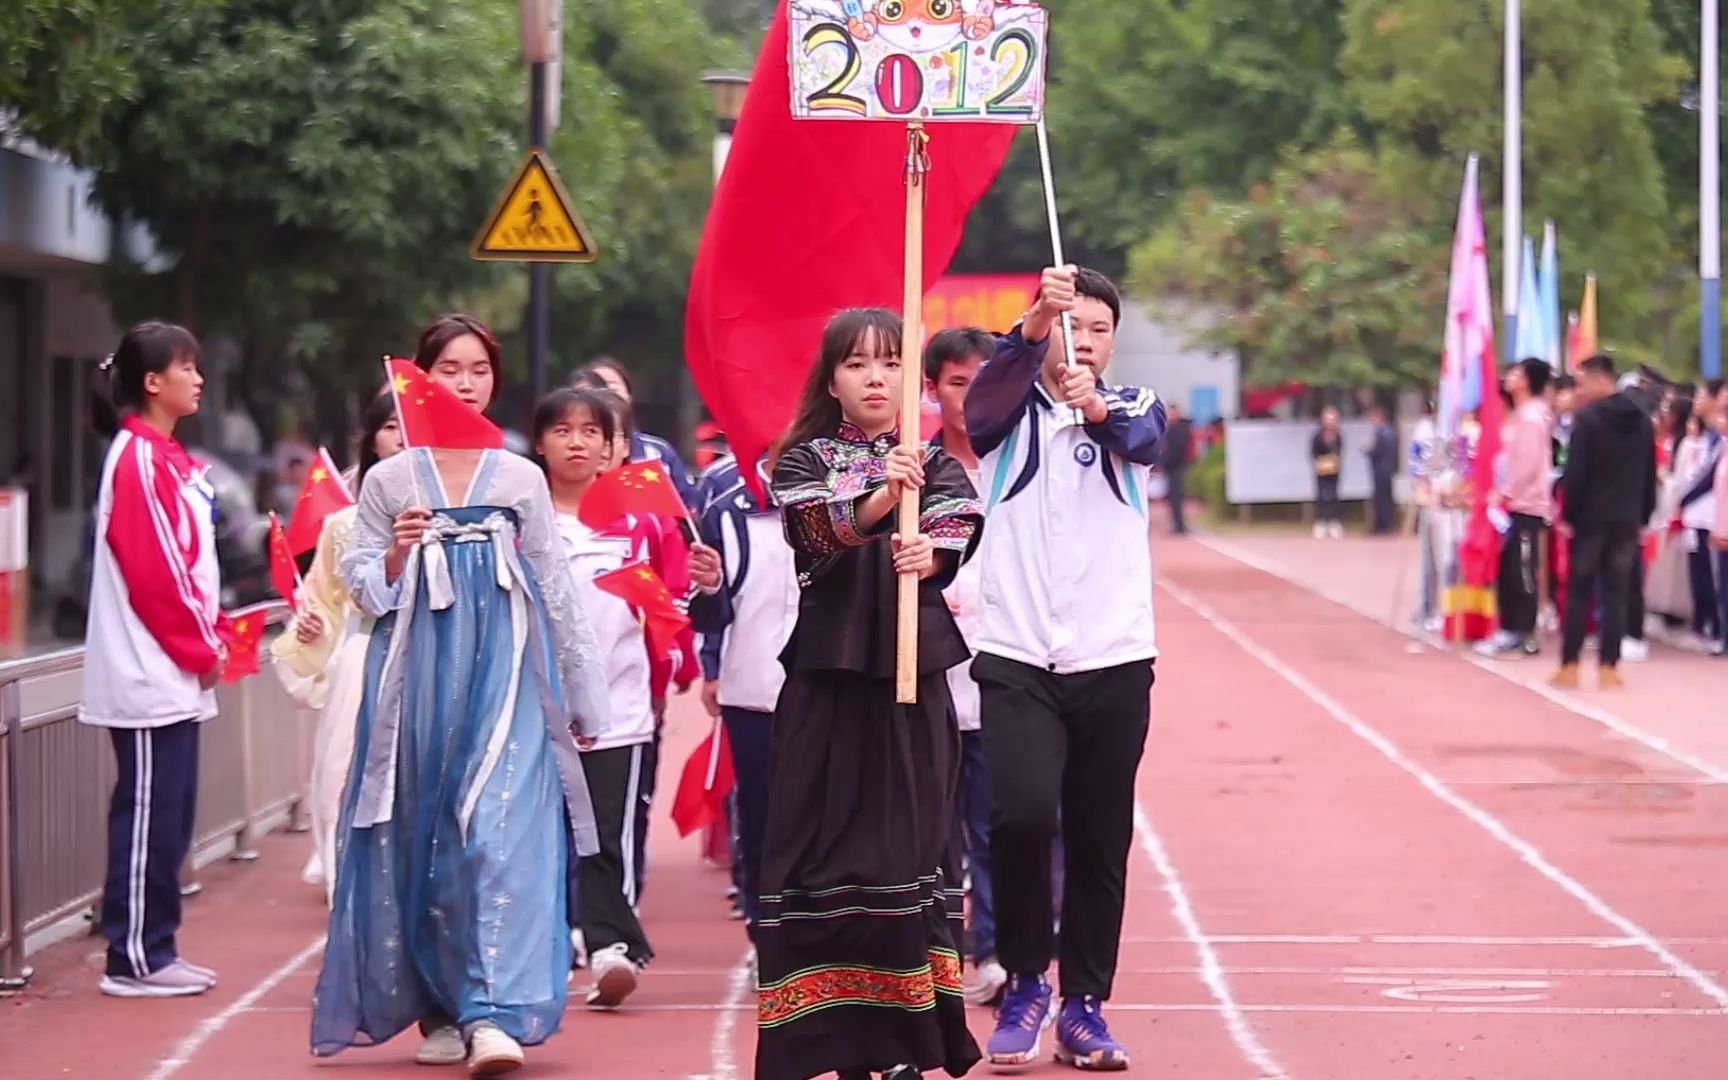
[1125,934,1728,947]
[145,935,327,1080]
[686,948,754,1080]
[1134,802,1290,1079]
[1195,534,1728,785]
[1159,578,1728,1010]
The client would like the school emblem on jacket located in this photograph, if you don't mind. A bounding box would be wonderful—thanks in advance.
[1073,443,1098,467]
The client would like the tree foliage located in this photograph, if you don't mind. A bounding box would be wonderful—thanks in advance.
[1129,137,1445,392]
[2,0,724,437]
[1341,0,1685,349]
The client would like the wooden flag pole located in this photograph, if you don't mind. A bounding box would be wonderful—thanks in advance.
[896,122,930,705]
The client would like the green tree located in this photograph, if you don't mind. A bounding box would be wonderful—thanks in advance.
[1127,136,1446,392]
[2,0,724,435]
[1341,0,1686,349]
[955,0,1352,277]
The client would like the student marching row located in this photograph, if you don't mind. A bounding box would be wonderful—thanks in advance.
[76,263,1167,1080]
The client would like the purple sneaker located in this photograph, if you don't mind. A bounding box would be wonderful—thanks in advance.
[986,974,1054,1066]
[1055,996,1130,1071]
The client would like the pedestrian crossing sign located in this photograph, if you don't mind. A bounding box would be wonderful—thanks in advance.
[470,149,597,263]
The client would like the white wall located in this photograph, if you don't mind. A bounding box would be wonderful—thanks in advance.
[1108,300,1238,422]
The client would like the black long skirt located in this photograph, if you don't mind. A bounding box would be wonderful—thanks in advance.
[754,669,980,1080]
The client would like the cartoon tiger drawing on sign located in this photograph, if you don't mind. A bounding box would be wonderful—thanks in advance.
[836,0,997,52]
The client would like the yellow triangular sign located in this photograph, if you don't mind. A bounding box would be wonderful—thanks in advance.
[470,149,597,263]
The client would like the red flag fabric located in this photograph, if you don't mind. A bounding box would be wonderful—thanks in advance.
[267,513,301,614]
[220,606,267,683]
[578,462,690,532]
[385,358,504,451]
[671,717,736,838]
[283,448,354,556]
[684,3,1018,500]
[594,561,691,662]
[1453,361,1505,643]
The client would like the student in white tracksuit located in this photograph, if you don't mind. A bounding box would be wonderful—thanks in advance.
[536,387,720,1010]
[79,321,228,999]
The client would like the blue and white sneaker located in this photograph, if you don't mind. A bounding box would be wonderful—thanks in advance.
[1055,995,1130,1071]
[986,974,1054,1066]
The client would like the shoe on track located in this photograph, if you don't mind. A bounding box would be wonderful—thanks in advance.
[986,973,1053,1065]
[964,957,1008,1007]
[415,1024,467,1066]
[1054,995,1130,1071]
[585,942,640,1010]
[98,960,212,998]
[176,959,218,986]
[466,1023,523,1076]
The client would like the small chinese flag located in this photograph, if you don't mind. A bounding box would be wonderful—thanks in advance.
[594,562,690,662]
[577,462,689,532]
[221,609,266,683]
[384,357,504,451]
[268,513,301,613]
[671,716,735,838]
[283,448,354,556]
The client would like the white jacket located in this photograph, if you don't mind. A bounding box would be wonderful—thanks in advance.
[558,514,655,752]
[79,419,224,729]
[963,327,1167,675]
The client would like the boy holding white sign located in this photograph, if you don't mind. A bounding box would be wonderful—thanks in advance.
[964,265,1164,1071]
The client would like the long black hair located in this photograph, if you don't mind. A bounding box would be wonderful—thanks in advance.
[91,321,201,435]
[355,389,399,484]
[775,307,903,461]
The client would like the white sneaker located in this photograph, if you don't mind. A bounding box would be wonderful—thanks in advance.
[416,1024,467,1066]
[964,957,1008,1006]
[1312,523,1326,539]
[99,960,213,998]
[1619,637,1649,663]
[1328,521,1344,539]
[585,942,640,1010]
[176,959,218,986]
[466,1023,524,1076]
[570,928,587,970]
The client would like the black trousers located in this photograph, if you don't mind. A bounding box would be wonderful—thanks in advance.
[1562,524,1641,666]
[1315,475,1341,525]
[1372,476,1395,534]
[974,653,1153,1000]
[722,706,773,935]
[1689,532,1720,638]
[1166,468,1189,534]
[576,742,656,965]
[101,721,200,978]
[1495,513,1545,637]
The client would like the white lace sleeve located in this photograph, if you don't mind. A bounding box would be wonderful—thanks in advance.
[509,460,611,738]
[339,459,409,617]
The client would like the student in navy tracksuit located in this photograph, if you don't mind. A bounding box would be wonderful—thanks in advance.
[965,266,1166,1071]
[79,322,228,998]
[689,454,800,938]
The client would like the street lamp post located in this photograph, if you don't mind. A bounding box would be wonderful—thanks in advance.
[683,71,751,458]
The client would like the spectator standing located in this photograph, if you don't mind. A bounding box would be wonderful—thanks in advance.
[1311,407,1344,539]
[1552,356,1657,690]
[1366,405,1398,536]
[1161,404,1193,536]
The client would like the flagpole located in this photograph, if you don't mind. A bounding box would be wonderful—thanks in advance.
[1503,0,1522,356]
[896,123,929,705]
[1034,118,1083,426]
[383,357,426,509]
[1703,0,1722,380]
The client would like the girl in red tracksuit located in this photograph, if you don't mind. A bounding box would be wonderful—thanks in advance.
[78,321,229,999]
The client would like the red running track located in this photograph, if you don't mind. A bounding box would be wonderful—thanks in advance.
[3,538,1725,1078]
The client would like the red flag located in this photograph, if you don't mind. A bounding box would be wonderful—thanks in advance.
[283,448,354,556]
[267,513,301,613]
[577,462,690,531]
[220,607,267,683]
[385,358,504,451]
[684,4,1017,500]
[594,562,691,662]
[671,717,735,838]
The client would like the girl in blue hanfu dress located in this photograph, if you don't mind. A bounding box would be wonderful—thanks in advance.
[310,313,611,1076]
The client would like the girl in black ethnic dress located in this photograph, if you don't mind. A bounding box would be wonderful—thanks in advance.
[755,308,984,1080]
